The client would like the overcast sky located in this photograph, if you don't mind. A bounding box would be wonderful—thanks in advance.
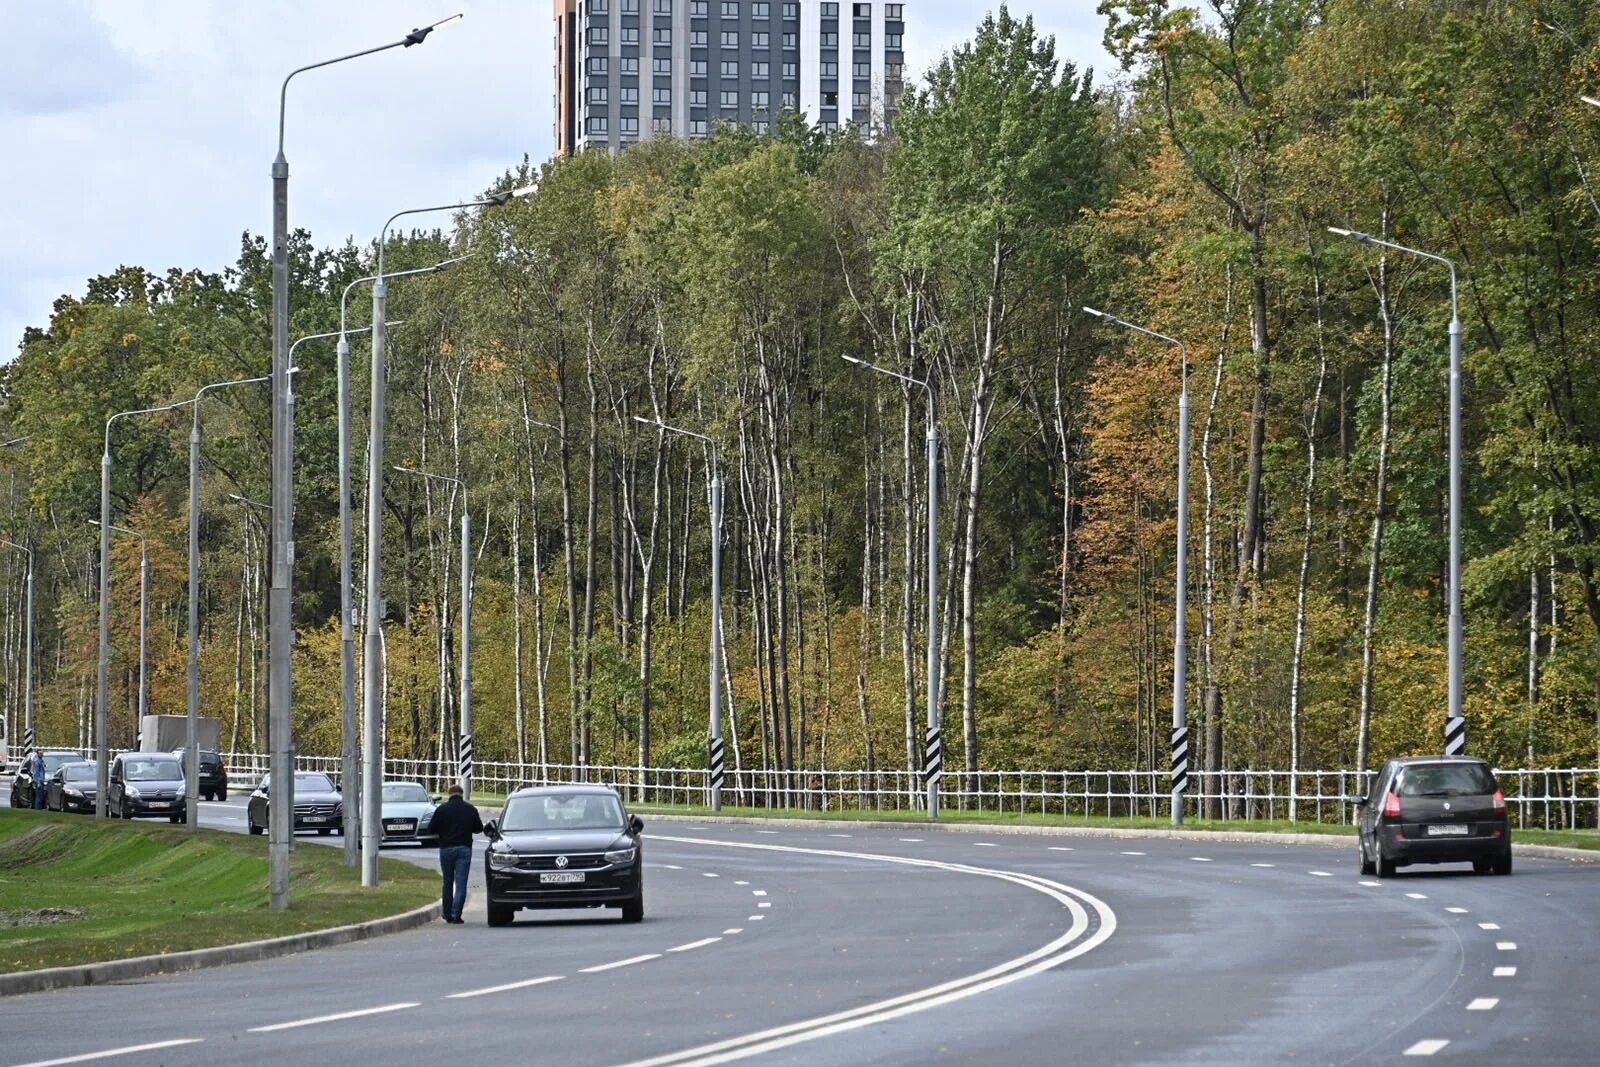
[0,1,1116,360]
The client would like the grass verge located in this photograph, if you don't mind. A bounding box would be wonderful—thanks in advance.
[0,809,435,975]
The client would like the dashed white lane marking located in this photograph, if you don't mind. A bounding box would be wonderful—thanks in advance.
[828,834,853,838]
[1190,857,1212,863]
[687,826,709,831]
[752,890,767,897]
[1466,998,1499,1011]
[703,872,720,878]
[581,954,661,973]
[1445,907,1468,914]
[11,1039,205,1067]
[1252,863,1276,868]
[1493,967,1516,977]
[1406,893,1428,899]
[755,830,780,835]
[660,864,684,870]
[748,915,765,921]
[446,975,563,999]
[898,838,923,843]
[1403,1039,1450,1056]
[669,938,723,953]
[758,902,771,908]
[1478,922,1500,930]
[1308,871,1332,877]
[1497,942,1517,951]
[1359,880,1382,886]
[1048,846,1074,852]
[1120,851,1146,856]
[723,928,744,935]
[974,842,997,847]
[734,880,749,886]
[248,1002,419,1032]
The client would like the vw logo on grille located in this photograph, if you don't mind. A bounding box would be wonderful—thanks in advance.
[1443,802,1452,811]
[555,855,569,869]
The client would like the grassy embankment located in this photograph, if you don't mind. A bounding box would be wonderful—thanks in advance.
[0,809,435,975]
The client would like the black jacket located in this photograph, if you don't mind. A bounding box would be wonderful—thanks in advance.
[429,796,483,848]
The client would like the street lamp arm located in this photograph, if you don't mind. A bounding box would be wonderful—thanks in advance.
[340,257,470,333]
[105,399,195,456]
[841,355,934,408]
[90,520,145,545]
[0,538,30,560]
[1327,228,1458,306]
[393,465,466,492]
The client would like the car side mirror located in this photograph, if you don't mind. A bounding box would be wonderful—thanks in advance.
[484,820,501,840]
[431,795,442,805]
[333,783,341,792]
[629,814,644,835]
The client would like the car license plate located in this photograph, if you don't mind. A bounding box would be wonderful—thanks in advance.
[540,872,586,885]
[1426,824,1469,836]
[150,802,169,809]
[390,821,414,832]
[306,816,326,823]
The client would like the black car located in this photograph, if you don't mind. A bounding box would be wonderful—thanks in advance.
[46,761,98,813]
[108,752,188,823]
[246,771,344,836]
[171,748,228,801]
[1355,756,1511,877]
[485,784,645,926]
[11,751,90,809]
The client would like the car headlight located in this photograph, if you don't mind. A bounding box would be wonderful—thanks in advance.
[65,787,84,798]
[333,802,343,816]
[419,811,433,828]
[489,850,519,871]
[124,786,141,799]
[604,847,637,865]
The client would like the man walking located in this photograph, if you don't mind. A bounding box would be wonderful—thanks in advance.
[29,749,47,810]
[428,784,482,924]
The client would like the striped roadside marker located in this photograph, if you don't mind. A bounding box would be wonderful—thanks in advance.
[924,725,942,786]
[458,732,474,791]
[708,736,726,792]
[1444,715,1466,756]
[1171,725,1189,814]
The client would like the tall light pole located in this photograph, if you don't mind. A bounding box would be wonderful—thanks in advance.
[634,417,723,811]
[1329,226,1465,756]
[338,259,460,865]
[363,184,535,888]
[842,356,941,818]
[0,539,33,763]
[93,521,149,739]
[1082,309,1191,826]
[98,400,192,817]
[392,466,473,798]
[274,12,461,911]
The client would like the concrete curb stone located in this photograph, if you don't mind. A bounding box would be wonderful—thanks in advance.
[0,898,441,998]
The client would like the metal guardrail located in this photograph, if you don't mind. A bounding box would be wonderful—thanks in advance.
[8,746,1597,830]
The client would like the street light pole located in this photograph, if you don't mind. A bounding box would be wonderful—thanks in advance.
[275,12,462,910]
[0,539,33,765]
[362,185,534,888]
[93,521,148,738]
[634,418,723,810]
[841,356,941,818]
[1329,227,1465,756]
[98,400,192,817]
[392,467,473,798]
[1082,309,1191,826]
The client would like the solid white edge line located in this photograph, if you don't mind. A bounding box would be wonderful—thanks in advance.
[1403,1039,1449,1056]
[615,834,1116,1067]
[668,938,723,953]
[248,1002,419,1033]
[1466,998,1499,1011]
[581,954,661,973]
[1493,966,1516,977]
[445,975,563,999]
[9,1040,204,1067]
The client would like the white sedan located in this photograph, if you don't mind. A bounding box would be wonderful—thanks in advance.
[380,781,441,846]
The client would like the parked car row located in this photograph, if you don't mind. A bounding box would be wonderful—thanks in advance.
[9,749,231,822]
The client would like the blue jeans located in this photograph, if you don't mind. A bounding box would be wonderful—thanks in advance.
[32,783,46,809]
[439,845,472,920]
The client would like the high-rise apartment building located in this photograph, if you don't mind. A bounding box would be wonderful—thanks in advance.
[554,0,906,156]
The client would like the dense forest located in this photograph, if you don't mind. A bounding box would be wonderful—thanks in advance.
[4,1,1600,791]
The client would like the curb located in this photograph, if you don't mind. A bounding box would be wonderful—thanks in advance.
[0,899,441,998]
[639,812,1600,862]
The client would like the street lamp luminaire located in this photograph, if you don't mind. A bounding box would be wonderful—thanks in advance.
[97,399,193,817]
[272,11,462,911]
[1328,226,1465,758]
[363,184,535,888]
[1082,308,1191,826]
[633,417,724,811]
[0,539,33,761]
[840,356,941,819]
[392,466,473,800]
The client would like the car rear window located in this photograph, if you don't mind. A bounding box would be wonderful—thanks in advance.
[1396,763,1496,797]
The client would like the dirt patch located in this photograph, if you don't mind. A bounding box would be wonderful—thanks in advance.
[0,907,86,929]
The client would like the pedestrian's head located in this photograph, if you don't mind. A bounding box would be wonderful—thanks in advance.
[448,784,463,797]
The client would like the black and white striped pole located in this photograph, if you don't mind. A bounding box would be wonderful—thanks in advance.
[843,356,941,818]
[1084,310,1190,825]
[1328,228,1464,756]
[637,418,723,811]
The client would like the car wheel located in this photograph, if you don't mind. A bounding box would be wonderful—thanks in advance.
[1473,858,1492,874]
[1492,848,1513,876]
[120,798,132,820]
[620,894,644,923]
[169,813,181,824]
[487,905,513,927]
[1358,835,1376,877]
[217,789,227,802]
[248,818,263,836]
[1375,847,1395,879]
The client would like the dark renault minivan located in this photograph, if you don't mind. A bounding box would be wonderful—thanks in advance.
[1355,756,1511,877]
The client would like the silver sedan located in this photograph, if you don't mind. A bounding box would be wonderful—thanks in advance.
[380,781,441,846]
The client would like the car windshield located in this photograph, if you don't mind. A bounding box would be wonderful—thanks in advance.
[43,754,78,774]
[294,773,336,792]
[125,759,182,781]
[383,784,429,804]
[501,793,625,832]
[63,764,96,782]
[1397,764,1496,797]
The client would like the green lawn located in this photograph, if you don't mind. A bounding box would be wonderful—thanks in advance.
[0,809,436,975]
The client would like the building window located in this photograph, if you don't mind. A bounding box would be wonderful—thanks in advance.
[654,57,672,73]
[824,90,838,106]
[720,89,739,108]
[782,61,797,78]
[589,116,609,134]
[783,3,798,18]
[753,60,770,78]
[691,29,707,45]
[755,120,770,134]
[621,56,640,73]
[653,27,671,43]
[721,1,739,15]
[691,89,708,105]
[691,0,707,13]
[753,90,770,110]
[721,59,739,76]
[691,59,707,75]
[621,86,640,103]
[886,61,903,80]
[654,0,671,12]
[721,30,739,47]
[589,56,609,74]
[821,2,838,17]
[752,31,769,48]
[821,61,838,77]
[690,119,708,136]
[589,86,609,104]
[781,91,797,108]
[782,31,797,47]
[652,116,673,132]
[822,120,838,133]
[853,91,869,108]
[589,26,609,44]
[853,61,871,77]
[853,32,871,47]
[621,116,640,134]
[653,87,671,104]
[591,0,607,10]
[886,33,902,48]
[886,3,903,17]
[753,1,770,17]
[821,32,838,47]
[622,26,639,44]
[621,0,639,11]
[854,2,872,15]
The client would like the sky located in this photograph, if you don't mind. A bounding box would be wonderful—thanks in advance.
[0,1,1117,361]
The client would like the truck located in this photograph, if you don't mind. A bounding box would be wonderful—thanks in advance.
[138,715,220,754]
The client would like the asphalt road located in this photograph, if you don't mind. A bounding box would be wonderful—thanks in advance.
[2,794,1597,1065]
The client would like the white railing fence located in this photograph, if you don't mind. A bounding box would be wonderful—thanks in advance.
[8,746,1595,830]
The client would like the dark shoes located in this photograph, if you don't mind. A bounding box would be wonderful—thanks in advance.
[444,915,464,924]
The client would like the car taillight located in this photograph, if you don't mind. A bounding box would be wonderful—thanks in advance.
[1492,790,1506,813]
[1383,792,1402,818]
